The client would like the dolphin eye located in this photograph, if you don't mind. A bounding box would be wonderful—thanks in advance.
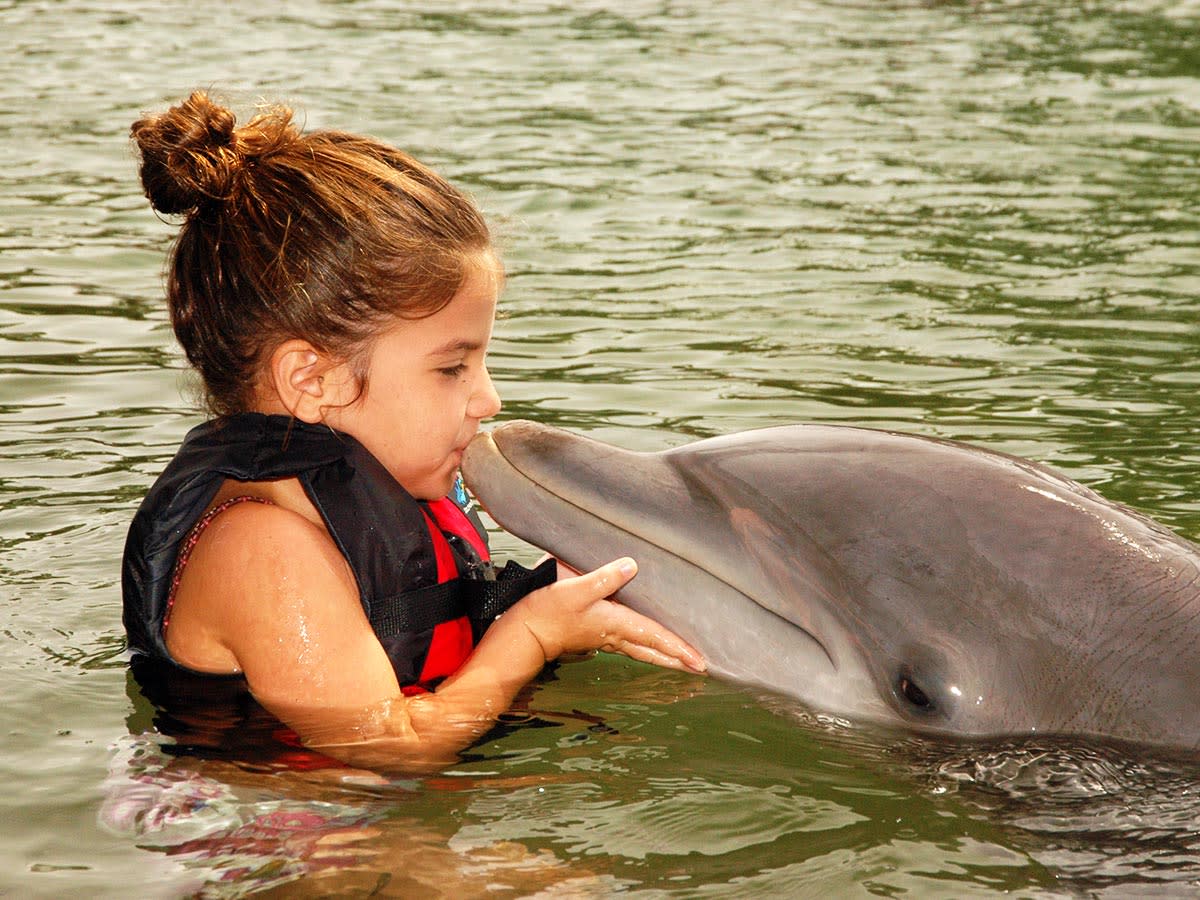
[897,670,933,710]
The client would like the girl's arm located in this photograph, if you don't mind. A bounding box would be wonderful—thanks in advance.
[165,500,704,773]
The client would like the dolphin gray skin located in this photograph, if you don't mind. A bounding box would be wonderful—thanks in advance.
[462,420,1200,750]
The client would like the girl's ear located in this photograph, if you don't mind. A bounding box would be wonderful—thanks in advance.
[267,340,355,423]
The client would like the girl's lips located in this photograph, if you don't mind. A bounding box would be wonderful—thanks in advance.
[447,430,481,470]
[453,432,479,456]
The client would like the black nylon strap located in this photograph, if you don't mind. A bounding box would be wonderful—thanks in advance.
[368,557,558,638]
[471,558,559,623]
[369,580,463,636]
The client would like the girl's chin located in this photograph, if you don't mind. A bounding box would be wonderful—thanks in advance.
[406,465,459,501]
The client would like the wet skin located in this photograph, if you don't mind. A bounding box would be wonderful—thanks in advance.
[463,421,1200,751]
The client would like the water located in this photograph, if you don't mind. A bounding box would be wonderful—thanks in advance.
[3,0,1200,895]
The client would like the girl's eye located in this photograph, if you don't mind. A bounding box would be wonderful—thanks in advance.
[438,363,468,378]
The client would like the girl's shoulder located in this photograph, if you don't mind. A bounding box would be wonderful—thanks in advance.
[179,484,357,605]
[164,481,361,673]
[165,486,401,715]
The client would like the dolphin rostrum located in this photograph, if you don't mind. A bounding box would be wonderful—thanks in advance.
[462,420,1200,751]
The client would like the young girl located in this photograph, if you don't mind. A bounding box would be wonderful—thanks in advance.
[121,91,704,774]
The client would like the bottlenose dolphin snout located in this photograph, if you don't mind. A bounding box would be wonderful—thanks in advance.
[462,420,1200,751]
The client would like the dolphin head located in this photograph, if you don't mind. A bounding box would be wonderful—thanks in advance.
[463,420,1200,749]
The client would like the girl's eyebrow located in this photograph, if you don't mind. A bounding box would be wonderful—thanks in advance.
[428,337,483,357]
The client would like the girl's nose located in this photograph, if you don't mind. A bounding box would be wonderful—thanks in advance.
[469,364,501,420]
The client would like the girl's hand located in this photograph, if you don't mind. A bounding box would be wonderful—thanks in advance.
[517,557,707,674]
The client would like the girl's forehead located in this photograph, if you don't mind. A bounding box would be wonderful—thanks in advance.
[451,256,503,317]
[473,250,505,291]
[377,262,500,349]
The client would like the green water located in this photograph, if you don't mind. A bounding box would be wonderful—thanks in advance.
[3,1,1200,896]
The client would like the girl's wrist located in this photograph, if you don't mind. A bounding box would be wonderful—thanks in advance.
[507,592,561,662]
[441,600,551,698]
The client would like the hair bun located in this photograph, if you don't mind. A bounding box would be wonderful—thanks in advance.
[131,91,291,216]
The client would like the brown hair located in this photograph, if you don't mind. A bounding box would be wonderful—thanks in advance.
[131,90,491,416]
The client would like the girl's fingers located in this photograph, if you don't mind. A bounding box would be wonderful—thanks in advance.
[585,556,638,597]
[528,556,707,673]
[546,556,636,604]
[602,606,706,673]
[614,640,707,673]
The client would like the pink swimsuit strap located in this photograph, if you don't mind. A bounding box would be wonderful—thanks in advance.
[163,495,275,633]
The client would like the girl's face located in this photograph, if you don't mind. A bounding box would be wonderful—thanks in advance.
[327,253,503,500]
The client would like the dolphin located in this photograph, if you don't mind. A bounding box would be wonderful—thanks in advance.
[462,420,1200,751]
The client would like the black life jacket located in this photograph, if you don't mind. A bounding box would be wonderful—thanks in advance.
[121,412,554,690]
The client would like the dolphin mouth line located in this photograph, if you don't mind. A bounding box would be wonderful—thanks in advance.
[474,431,838,673]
